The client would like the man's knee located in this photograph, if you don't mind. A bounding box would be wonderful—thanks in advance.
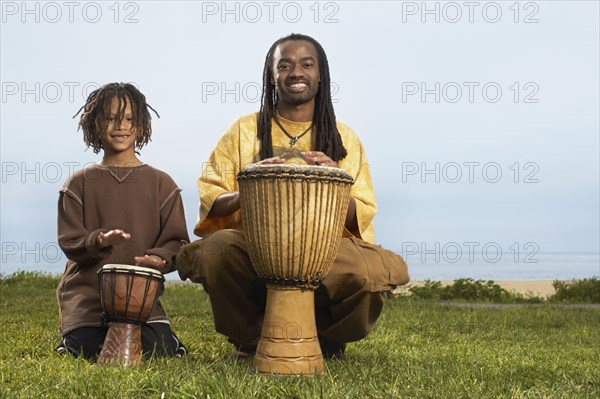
[182,230,252,291]
[176,239,206,284]
[177,229,248,285]
[321,264,370,302]
[319,291,385,343]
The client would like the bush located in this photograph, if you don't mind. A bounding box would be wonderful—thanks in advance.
[444,278,510,301]
[549,277,600,303]
[0,271,61,289]
[406,280,444,300]
[408,278,544,303]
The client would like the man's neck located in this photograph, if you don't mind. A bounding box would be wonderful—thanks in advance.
[277,102,314,122]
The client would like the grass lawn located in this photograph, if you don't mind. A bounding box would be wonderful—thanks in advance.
[1,274,599,398]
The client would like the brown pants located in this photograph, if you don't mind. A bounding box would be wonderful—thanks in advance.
[176,229,409,346]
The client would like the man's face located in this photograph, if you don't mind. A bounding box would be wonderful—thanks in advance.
[272,40,320,106]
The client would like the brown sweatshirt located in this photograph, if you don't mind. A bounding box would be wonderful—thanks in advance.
[56,164,189,334]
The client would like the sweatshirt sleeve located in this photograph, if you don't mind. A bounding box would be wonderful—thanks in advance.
[145,187,190,273]
[57,187,112,265]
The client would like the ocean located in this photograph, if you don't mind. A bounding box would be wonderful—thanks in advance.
[400,252,600,281]
[1,252,599,281]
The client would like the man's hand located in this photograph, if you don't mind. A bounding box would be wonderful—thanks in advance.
[301,151,338,168]
[96,229,130,249]
[208,157,286,219]
[256,156,286,165]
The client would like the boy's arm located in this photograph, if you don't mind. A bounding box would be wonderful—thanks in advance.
[57,190,112,265]
[144,188,189,274]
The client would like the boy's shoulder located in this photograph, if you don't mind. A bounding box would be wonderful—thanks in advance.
[138,165,184,195]
[61,164,177,189]
[140,164,173,180]
[60,164,99,190]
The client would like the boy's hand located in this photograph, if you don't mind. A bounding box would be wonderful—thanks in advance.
[96,229,131,249]
[135,254,168,273]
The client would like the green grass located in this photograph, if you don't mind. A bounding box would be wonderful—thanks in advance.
[1,273,599,398]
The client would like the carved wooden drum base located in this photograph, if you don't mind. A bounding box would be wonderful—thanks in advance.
[253,285,324,375]
[97,322,142,366]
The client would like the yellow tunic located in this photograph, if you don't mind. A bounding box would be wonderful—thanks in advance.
[195,113,377,244]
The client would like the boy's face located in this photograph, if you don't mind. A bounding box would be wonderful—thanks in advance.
[101,97,137,156]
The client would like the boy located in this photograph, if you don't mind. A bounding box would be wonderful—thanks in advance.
[56,82,189,358]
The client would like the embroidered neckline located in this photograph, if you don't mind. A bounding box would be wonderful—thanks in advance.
[94,164,146,183]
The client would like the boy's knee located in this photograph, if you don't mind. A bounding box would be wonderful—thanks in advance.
[141,323,186,358]
[59,327,106,359]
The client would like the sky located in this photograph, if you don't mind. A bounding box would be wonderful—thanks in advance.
[1,1,599,279]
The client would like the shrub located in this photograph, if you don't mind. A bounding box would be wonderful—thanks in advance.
[0,271,61,289]
[406,280,444,300]
[408,278,544,303]
[549,277,600,303]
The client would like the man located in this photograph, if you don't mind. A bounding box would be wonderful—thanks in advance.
[177,33,409,359]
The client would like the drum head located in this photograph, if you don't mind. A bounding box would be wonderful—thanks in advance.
[101,264,163,276]
[237,164,354,184]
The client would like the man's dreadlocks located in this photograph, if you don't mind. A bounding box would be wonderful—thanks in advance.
[73,82,159,154]
[257,33,347,162]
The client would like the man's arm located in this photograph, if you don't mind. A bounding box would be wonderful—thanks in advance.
[206,156,287,219]
[206,192,241,218]
[345,197,358,233]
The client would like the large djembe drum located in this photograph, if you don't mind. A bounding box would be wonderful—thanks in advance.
[97,264,164,366]
[237,164,354,375]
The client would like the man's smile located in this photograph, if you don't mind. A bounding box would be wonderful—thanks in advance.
[286,80,309,92]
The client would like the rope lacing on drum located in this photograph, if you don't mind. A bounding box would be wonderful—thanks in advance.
[99,268,160,326]
[259,274,323,289]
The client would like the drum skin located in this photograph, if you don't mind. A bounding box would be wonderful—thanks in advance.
[237,164,354,375]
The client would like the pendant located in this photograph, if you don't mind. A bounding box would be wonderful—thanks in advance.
[289,136,299,146]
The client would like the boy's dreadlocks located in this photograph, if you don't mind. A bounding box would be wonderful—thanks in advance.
[73,83,159,154]
[257,33,348,162]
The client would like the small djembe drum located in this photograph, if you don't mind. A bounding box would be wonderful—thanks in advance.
[97,264,164,366]
[237,164,354,375]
